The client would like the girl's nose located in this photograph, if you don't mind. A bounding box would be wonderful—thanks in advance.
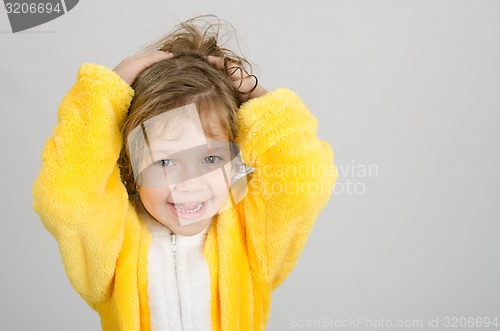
[174,175,208,192]
[173,163,209,192]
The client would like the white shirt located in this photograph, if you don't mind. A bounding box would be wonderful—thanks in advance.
[144,217,212,331]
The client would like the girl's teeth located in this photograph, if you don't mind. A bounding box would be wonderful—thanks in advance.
[174,202,203,213]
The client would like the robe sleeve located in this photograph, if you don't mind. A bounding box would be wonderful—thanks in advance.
[32,63,134,306]
[236,88,338,290]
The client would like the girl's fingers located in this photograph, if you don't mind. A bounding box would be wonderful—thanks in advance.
[207,55,248,83]
[135,51,174,71]
[207,55,225,70]
[138,51,174,61]
[207,55,242,78]
[207,55,260,101]
[114,51,174,85]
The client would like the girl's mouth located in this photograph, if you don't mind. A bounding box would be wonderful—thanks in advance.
[168,201,208,220]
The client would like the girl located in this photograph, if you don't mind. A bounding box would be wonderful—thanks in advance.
[32,15,337,331]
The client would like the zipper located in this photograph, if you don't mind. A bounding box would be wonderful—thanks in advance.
[170,230,184,330]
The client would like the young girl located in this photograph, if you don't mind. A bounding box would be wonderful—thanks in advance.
[32,16,338,331]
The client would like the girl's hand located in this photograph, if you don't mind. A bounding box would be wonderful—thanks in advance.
[113,51,174,86]
[207,55,267,102]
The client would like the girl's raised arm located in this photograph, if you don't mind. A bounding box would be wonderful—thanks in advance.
[32,52,170,306]
[235,88,338,290]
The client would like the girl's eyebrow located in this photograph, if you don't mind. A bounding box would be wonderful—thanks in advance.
[149,148,180,154]
[151,141,230,154]
[150,145,229,155]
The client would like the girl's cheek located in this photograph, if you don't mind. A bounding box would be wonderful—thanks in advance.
[209,168,231,188]
[140,186,170,200]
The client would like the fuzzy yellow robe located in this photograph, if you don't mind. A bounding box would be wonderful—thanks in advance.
[32,63,338,330]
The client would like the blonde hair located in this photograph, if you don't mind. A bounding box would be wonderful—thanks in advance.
[118,15,251,196]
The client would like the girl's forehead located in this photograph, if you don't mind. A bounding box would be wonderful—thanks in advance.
[146,104,227,141]
[127,103,230,165]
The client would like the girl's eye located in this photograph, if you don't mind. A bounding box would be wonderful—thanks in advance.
[157,159,175,167]
[204,156,221,164]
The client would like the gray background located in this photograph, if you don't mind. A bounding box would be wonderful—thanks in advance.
[1,0,499,330]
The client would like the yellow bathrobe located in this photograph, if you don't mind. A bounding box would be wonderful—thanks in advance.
[32,63,338,330]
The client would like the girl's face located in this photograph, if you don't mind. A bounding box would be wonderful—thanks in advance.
[136,105,233,236]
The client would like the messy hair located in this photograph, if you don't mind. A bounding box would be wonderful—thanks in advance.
[118,15,252,196]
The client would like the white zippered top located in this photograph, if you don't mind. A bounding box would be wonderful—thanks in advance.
[144,216,212,331]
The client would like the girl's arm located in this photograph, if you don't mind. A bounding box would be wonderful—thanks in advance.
[32,52,170,306]
[235,88,338,290]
